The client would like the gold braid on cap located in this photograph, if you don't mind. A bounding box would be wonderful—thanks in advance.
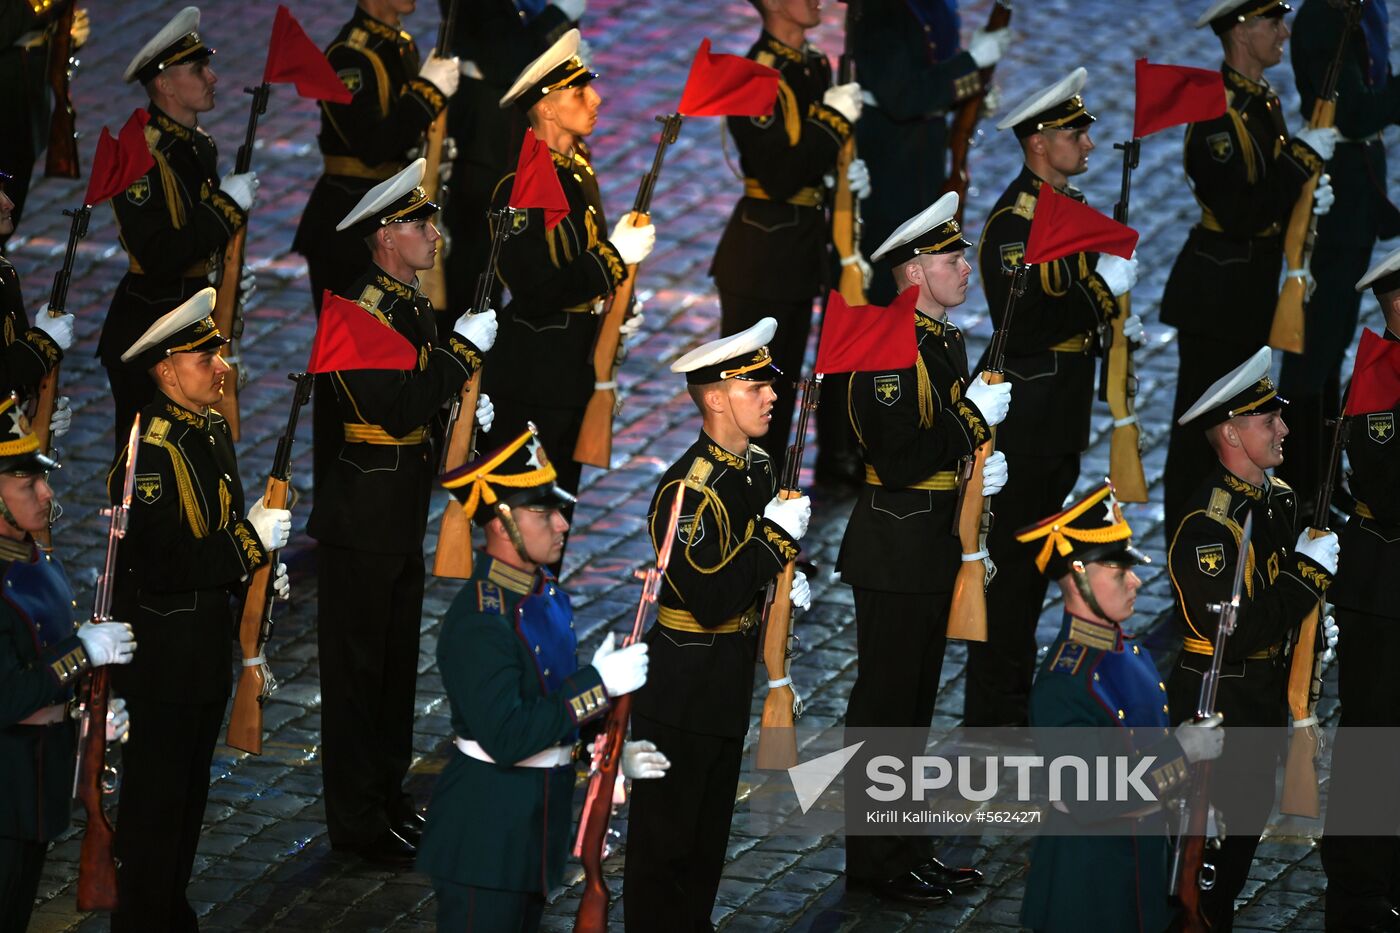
[913,222,966,255]
[1015,486,1133,574]
[441,432,558,519]
[1227,378,1278,418]
[540,57,588,95]
[719,347,774,380]
[380,187,431,225]
[163,316,223,355]
[1036,96,1088,132]
[0,397,39,459]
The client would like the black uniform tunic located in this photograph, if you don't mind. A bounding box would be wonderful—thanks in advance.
[0,254,63,398]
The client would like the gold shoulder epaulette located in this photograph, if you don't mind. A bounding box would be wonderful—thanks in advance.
[347,27,369,49]
[684,457,713,491]
[142,416,171,446]
[357,284,384,312]
[1013,192,1037,220]
[755,50,776,68]
[1206,488,1231,525]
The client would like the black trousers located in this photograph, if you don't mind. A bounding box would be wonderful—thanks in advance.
[964,453,1079,727]
[433,878,544,932]
[1323,607,1400,927]
[317,544,424,846]
[719,291,814,476]
[623,713,744,932]
[844,588,952,880]
[112,696,225,933]
[308,252,370,490]
[0,836,44,933]
[1164,335,1258,537]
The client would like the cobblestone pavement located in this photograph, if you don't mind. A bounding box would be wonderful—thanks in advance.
[10,0,1398,930]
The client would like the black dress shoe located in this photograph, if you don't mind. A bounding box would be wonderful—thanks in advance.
[396,811,427,844]
[854,871,953,905]
[913,857,983,890]
[350,828,417,866]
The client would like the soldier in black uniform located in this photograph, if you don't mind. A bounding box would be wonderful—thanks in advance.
[839,193,1008,903]
[622,318,811,931]
[0,395,133,930]
[1160,0,1338,535]
[309,160,497,865]
[1322,250,1400,931]
[109,288,289,932]
[965,68,1141,727]
[0,171,74,408]
[1166,346,1338,931]
[1277,0,1400,509]
[100,7,258,445]
[487,29,654,541]
[711,0,864,476]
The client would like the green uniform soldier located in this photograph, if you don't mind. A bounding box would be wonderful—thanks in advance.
[417,426,664,931]
[1017,481,1223,933]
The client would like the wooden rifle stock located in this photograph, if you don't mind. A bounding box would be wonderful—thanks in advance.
[948,265,1026,641]
[757,377,820,770]
[942,0,1013,224]
[575,114,683,469]
[574,487,685,933]
[211,83,271,440]
[1174,760,1214,933]
[417,0,459,312]
[1106,139,1147,502]
[44,0,80,179]
[227,374,312,754]
[832,6,866,303]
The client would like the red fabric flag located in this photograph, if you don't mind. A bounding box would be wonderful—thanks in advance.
[307,292,418,373]
[508,129,569,231]
[1344,328,1400,416]
[814,286,920,374]
[1025,187,1139,265]
[84,109,154,206]
[263,5,353,103]
[677,38,780,117]
[1133,58,1227,138]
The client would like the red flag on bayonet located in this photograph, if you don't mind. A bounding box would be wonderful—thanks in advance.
[677,38,780,117]
[1025,187,1139,265]
[264,5,353,103]
[307,292,418,373]
[1133,59,1227,139]
[84,109,155,206]
[814,286,920,374]
[1344,328,1400,416]
[508,129,569,231]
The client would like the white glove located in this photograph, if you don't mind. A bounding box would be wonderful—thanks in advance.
[964,374,1011,426]
[239,267,257,305]
[1295,125,1339,162]
[591,633,649,696]
[1295,530,1340,575]
[790,570,811,611]
[475,392,495,434]
[106,696,130,744]
[453,308,498,352]
[846,157,871,201]
[552,0,586,20]
[419,52,461,98]
[247,497,292,551]
[1323,613,1339,652]
[1312,173,1334,216]
[619,309,645,344]
[968,27,1012,69]
[980,84,1001,117]
[33,305,75,351]
[609,216,656,267]
[219,171,259,211]
[460,59,484,80]
[51,396,72,439]
[1097,252,1139,297]
[1121,313,1144,345]
[764,494,811,541]
[621,739,670,779]
[1176,712,1224,763]
[77,620,135,667]
[981,450,1008,497]
[822,82,863,123]
[272,562,290,601]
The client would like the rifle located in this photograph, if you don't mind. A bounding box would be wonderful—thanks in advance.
[227,373,312,754]
[574,114,684,468]
[573,484,685,933]
[1268,0,1363,354]
[947,263,1026,641]
[418,0,461,312]
[1279,408,1346,816]
[44,0,80,179]
[832,1,866,304]
[943,0,1014,225]
[757,376,820,770]
[1105,138,1148,503]
[1170,511,1253,932]
[211,82,271,441]
[74,414,140,911]
[433,206,518,580]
